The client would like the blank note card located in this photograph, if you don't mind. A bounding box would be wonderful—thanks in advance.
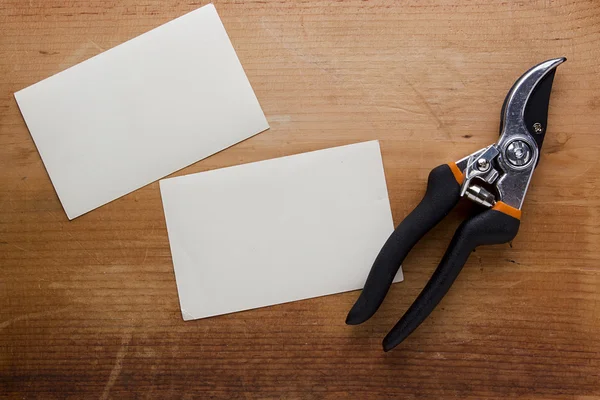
[160,141,404,321]
[14,4,269,219]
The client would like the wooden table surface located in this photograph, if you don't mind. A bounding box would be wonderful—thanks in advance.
[2,0,600,398]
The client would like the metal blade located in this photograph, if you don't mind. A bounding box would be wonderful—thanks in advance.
[494,57,566,209]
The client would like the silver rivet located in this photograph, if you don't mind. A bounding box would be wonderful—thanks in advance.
[533,122,543,133]
[476,158,490,171]
[506,140,532,167]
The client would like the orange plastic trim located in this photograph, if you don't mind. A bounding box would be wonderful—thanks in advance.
[492,201,522,220]
[447,162,464,185]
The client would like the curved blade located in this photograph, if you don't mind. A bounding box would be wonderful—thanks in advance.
[499,57,566,155]
[495,57,566,210]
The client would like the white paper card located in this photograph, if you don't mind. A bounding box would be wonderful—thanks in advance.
[160,141,403,320]
[14,4,269,219]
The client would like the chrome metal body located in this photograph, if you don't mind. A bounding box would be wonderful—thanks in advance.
[454,57,566,210]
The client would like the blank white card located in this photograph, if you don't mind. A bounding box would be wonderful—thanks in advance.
[160,141,403,321]
[15,4,269,219]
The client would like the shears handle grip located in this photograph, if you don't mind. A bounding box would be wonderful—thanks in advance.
[382,205,521,351]
[346,163,462,325]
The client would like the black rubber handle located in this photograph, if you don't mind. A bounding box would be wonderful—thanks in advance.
[346,164,462,325]
[382,207,521,351]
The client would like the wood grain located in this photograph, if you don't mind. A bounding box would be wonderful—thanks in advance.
[1,0,600,398]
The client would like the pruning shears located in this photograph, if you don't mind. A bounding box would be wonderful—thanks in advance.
[347,58,566,352]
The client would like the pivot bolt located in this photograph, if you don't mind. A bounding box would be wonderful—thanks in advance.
[476,158,490,172]
[506,140,532,167]
[533,122,543,133]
